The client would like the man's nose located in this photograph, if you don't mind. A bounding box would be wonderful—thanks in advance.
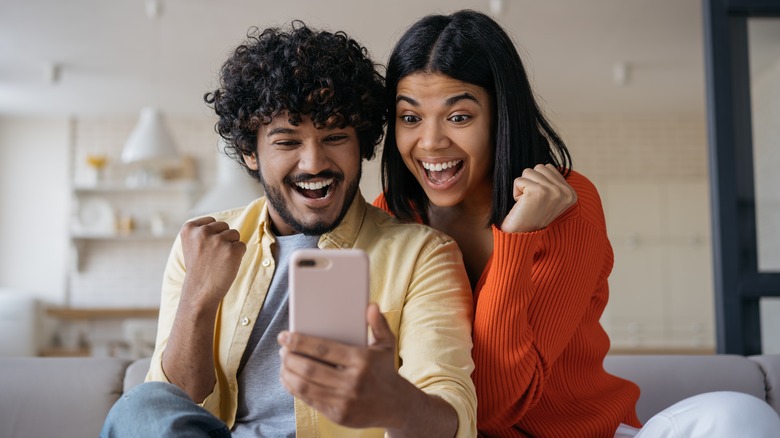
[298,143,330,174]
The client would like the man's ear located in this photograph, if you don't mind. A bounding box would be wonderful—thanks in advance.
[243,153,259,170]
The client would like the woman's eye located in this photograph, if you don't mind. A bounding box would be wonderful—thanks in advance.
[449,114,470,123]
[399,115,419,124]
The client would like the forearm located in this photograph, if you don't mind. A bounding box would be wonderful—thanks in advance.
[162,293,220,403]
[386,382,458,438]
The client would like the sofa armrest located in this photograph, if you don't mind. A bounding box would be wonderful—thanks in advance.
[0,357,130,438]
[750,355,780,417]
[124,357,152,392]
[604,354,767,423]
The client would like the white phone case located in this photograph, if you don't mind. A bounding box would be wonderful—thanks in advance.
[289,248,369,346]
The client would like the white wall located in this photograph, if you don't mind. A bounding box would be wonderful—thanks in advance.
[752,55,780,354]
[556,114,715,350]
[0,117,70,305]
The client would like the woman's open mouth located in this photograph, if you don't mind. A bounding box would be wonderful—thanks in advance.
[420,160,464,185]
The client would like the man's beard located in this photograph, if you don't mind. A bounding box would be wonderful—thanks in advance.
[260,166,361,236]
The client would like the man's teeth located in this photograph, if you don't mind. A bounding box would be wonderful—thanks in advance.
[295,178,333,190]
[421,160,461,172]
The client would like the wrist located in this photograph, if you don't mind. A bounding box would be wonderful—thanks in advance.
[385,383,457,437]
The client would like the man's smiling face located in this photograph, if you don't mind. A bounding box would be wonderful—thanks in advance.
[244,113,362,236]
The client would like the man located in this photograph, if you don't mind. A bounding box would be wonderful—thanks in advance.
[100,22,476,437]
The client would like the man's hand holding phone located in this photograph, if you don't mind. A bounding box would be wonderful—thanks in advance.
[278,304,420,430]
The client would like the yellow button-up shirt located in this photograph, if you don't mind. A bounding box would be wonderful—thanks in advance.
[147,193,477,437]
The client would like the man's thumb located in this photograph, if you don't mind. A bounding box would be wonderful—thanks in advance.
[367,303,394,347]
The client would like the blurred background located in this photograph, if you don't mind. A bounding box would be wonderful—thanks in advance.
[0,0,778,358]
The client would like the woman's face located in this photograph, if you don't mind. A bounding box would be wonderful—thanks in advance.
[394,73,494,209]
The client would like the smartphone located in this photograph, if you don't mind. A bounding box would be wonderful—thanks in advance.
[289,248,369,346]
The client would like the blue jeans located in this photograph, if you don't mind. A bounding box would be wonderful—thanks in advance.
[100,382,231,438]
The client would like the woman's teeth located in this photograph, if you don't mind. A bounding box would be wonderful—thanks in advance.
[421,160,461,171]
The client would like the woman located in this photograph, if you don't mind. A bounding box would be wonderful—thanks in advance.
[376,9,780,438]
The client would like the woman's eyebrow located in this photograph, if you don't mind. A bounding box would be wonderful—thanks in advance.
[396,93,479,107]
[445,93,479,106]
[396,95,419,106]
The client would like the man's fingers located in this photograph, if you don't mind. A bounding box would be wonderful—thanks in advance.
[202,220,230,234]
[188,216,216,226]
[280,346,345,385]
[278,331,355,367]
[221,228,242,242]
[279,360,342,401]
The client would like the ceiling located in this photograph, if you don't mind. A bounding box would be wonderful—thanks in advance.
[0,0,745,117]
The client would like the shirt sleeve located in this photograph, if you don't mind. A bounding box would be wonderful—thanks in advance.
[473,199,612,433]
[145,234,221,410]
[396,236,478,438]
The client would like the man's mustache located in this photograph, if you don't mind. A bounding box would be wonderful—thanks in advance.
[286,171,344,185]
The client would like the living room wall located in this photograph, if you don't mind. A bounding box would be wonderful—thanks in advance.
[1,110,735,354]
[0,117,71,305]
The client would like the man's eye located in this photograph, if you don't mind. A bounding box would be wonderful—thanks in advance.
[325,135,348,142]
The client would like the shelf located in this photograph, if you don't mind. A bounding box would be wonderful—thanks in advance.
[71,231,178,241]
[39,347,91,357]
[46,307,159,320]
[73,180,197,193]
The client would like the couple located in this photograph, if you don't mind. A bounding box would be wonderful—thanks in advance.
[101,10,780,438]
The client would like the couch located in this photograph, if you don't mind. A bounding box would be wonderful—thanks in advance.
[1,354,778,437]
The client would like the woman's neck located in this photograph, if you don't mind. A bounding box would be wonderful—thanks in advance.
[427,188,494,289]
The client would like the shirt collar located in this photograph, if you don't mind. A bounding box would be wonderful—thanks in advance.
[319,192,366,249]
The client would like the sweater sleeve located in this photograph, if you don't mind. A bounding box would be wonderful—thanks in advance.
[372,193,390,213]
[473,194,612,434]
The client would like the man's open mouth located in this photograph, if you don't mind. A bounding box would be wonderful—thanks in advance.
[294,178,334,199]
[420,160,463,185]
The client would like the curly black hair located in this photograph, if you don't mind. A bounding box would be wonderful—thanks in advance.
[204,21,387,181]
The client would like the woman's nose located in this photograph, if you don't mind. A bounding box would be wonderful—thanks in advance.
[418,122,449,151]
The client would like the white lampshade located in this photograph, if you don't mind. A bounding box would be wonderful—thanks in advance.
[121,107,180,164]
[191,144,263,215]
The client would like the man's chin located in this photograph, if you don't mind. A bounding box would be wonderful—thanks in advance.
[281,206,345,235]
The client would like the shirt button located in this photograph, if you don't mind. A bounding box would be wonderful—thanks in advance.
[241,317,250,326]
[261,258,271,267]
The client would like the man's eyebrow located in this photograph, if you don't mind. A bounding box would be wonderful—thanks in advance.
[266,127,297,137]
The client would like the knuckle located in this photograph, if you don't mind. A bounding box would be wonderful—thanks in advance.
[329,404,348,424]
[316,343,329,357]
[294,379,310,396]
[301,361,316,378]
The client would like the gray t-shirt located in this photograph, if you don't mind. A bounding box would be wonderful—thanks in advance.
[231,233,320,438]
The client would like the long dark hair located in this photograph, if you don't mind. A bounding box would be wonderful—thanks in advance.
[381,9,571,226]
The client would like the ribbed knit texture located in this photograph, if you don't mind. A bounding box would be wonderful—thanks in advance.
[375,171,641,437]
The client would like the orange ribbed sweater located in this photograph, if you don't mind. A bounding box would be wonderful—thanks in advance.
[375,171,641,437]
